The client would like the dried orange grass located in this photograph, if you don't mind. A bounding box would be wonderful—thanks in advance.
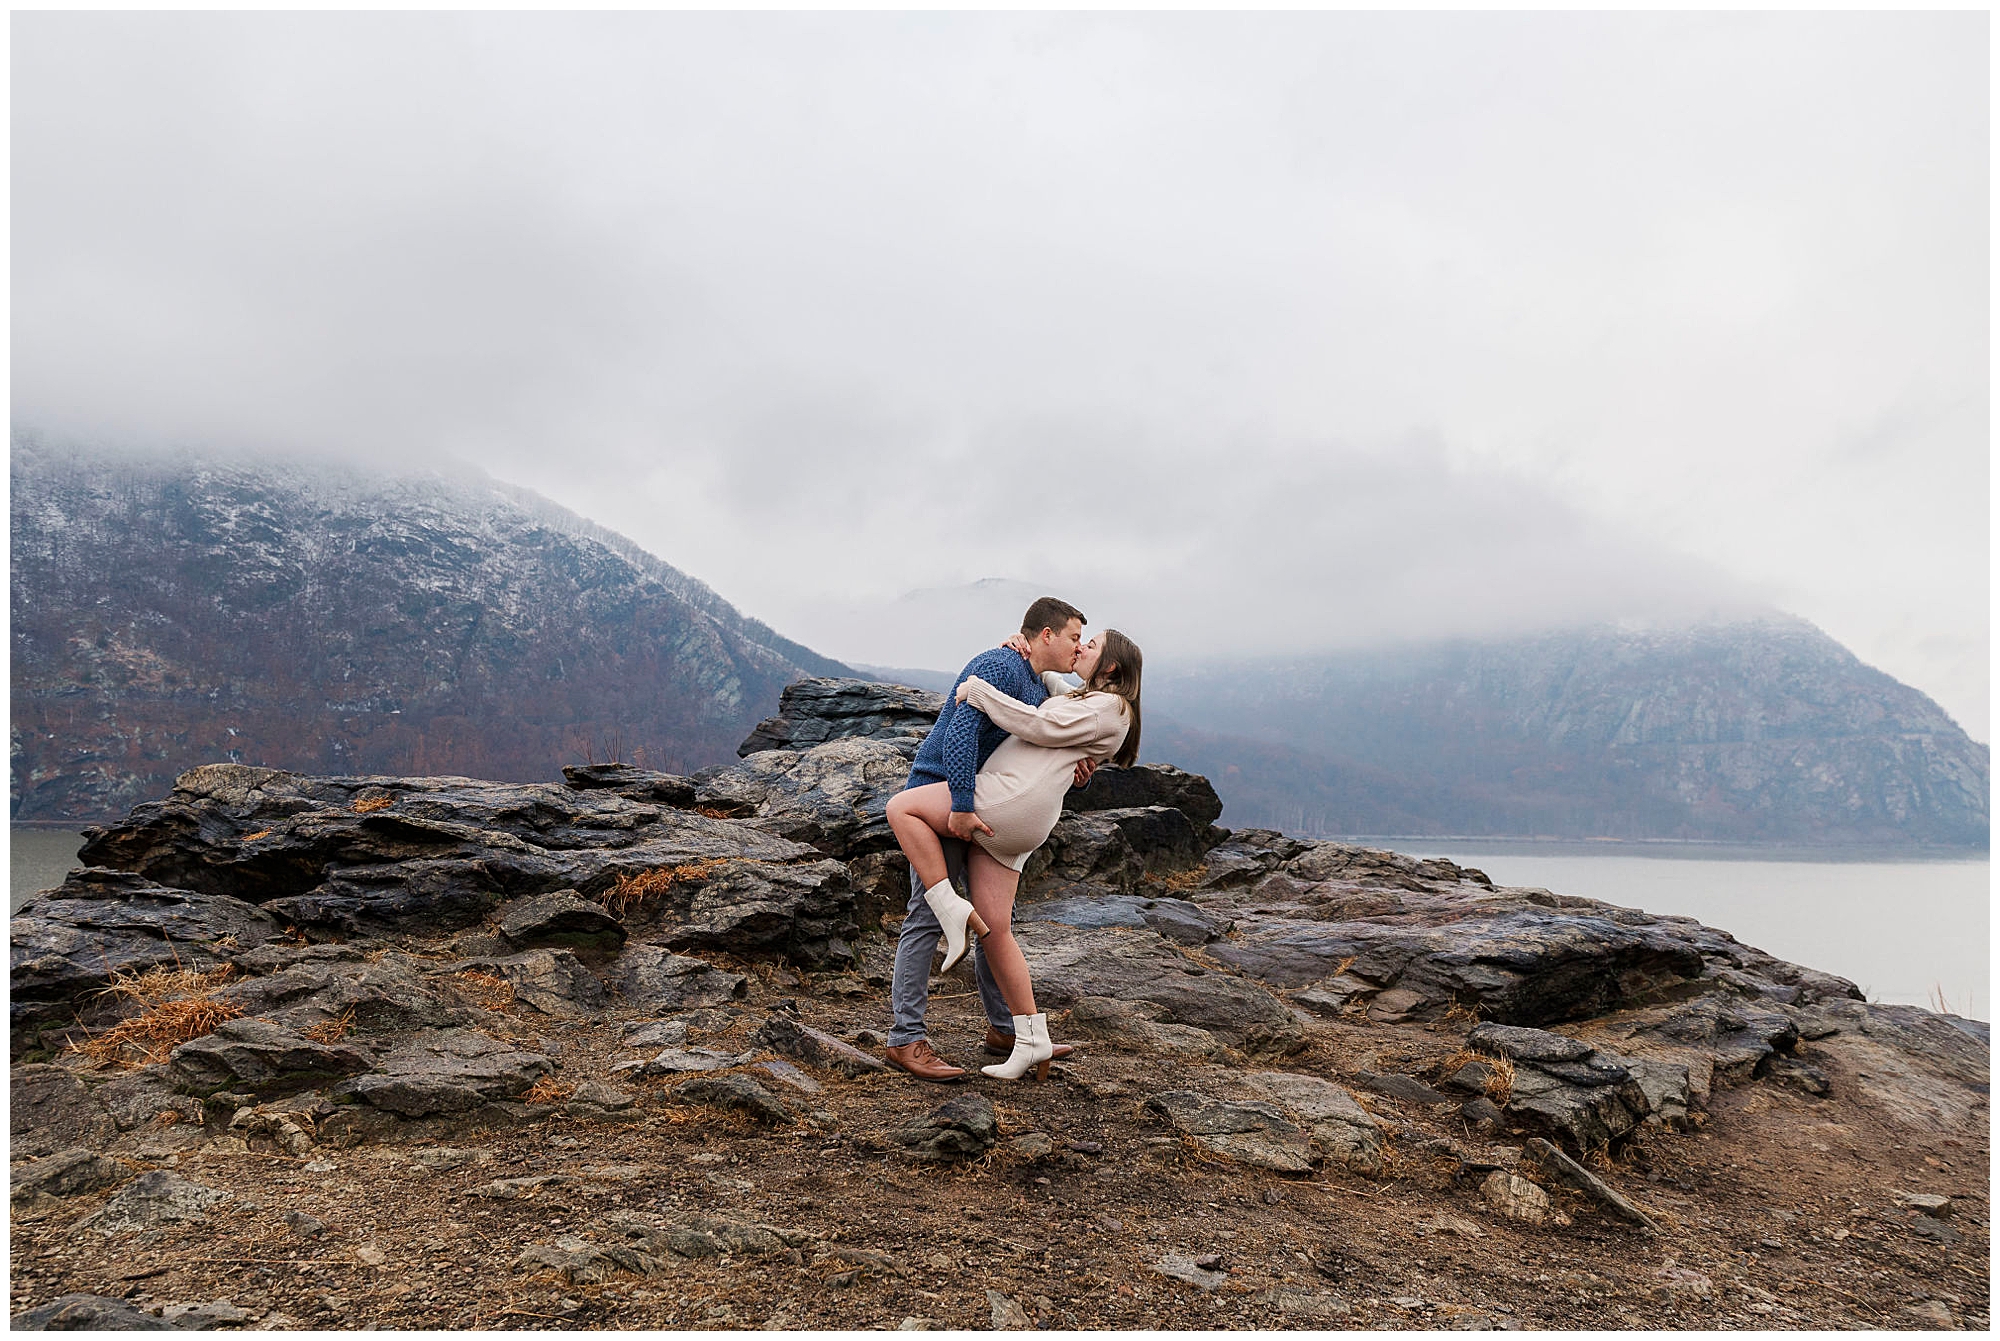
[353,795,395,814]
[454,970,516,1011]
[523,1076,576,1104]
[75,995,244,1067]
[305,1006,357,1044]
[598,860,728,918]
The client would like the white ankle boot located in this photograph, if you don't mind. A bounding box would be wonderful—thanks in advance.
[923,879,986,973]
[981,1013,1054,1082]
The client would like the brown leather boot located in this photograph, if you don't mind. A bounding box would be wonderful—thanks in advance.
[984,1026,1074,1061]
[883,1038,966,1082]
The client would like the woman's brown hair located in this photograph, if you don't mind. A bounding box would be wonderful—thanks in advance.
[1072,629,1143,767]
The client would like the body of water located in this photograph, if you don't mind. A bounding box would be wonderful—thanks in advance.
[11,827,1988,1021]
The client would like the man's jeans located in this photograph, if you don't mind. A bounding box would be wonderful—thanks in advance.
[887,835,1014,1046]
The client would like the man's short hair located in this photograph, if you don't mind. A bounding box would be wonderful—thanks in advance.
[1020,596,1086,638]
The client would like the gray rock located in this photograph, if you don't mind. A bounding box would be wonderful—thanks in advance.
[1904,1215,1960,1245]
[616,1046,742,1077]
[1020,924,1306,1057]
[1356,1072,1453,1106]
[1023,807,1204,894]
[1467,1023,1595,1065]
[1763,1054,1832,1097]
[10,1066,117,1158]
[1143,1091,1316,1175]
[92,1068,204,1134]
[10,868,278,1030]
[168,1018,374,1093]
[737,677,943,757]
[610,946,747,1009]
[158,1300,251,1329]
[1150,1253,1228,1292]
[1504,1059,1654,1152]
[11,1149,131,1206]
[1239,1072,1382,1176]
[283,1209,326,1239]
[1061,997,1223,1060]
[334,1028,554,1116]
[11,1293,175,1330]
[1479,1171,1551,1225]
[893,1093,999,1163]
[1460,1096,1505,1132]
[750,1059,824,1095]
[215,949,469,1037]
[74,1170,228,1234]
[660,857,860,968]
[988,1290,1035,1328]
[673,1074,794,1128]
[756,1013,887,1078]
[1895,1191,1953,1217]
[497,890,627,952]
[571,1079,636,1110]
[515,1234,664,1284]
[1062,763,1225,829]
[76,766,821,935]
[446,948,606,1017]
[620,1019,691,1049]
[560,764,698,808]
[695,736,917,859]
[1007,1132,1056,1160]
[1016,894,1229,946]
[1521,1138,1661,1232]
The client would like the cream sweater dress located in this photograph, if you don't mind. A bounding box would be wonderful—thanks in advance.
[958,671,1132,872]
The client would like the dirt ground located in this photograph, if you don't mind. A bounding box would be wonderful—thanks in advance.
[10,942,1990,1332]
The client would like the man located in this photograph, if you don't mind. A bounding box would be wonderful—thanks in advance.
[882,596,1095,1081]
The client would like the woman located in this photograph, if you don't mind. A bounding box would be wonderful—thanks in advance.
[885,629,1144,1081]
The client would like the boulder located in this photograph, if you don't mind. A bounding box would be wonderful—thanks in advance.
[169,1019,374,1093]
[11,1149,131,1209]
[736,677,943,756]
[76,766,818,931]
[693,738,915,859]
[609,945,748,1009]
[893,1093,999,1163]
[1063,763,1225,829]
[12,1294,175,1331]
[215,953,465,1037]
[1016,894,1229,946]
[1143,1091,1316,1175]
[1239,1072,1382,1176]
[10,869,279,1035]
[497,890,627,952]
[445,948,607,1017]
[334,1028,553,1116]
[559,764,698,807]
[1469,1024,1661,1151]
[1479,1171,1551,1225]
[1061,997,1223,1060]
[673,1074,794,1128]
[1521,1138,1661,1232]
[660,858,859,968]
[1023,807,1204,895]
[10,1066,117,1158]
[73,1170,228,1234]
[1020,924,1305,1057]
[755,1014,887,1078]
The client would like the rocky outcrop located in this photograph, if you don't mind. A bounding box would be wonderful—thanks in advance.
[1064,762,1225,829]
[737,678,943,757]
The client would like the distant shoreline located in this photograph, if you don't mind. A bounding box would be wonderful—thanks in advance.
[1328,834,1989,863]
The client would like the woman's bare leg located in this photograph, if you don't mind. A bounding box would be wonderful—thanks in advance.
[885,783,957,891]
[966,847,1034,1017]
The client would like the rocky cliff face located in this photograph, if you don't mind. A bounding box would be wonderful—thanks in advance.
[10,439,848,821]
[1150,619,1989,846]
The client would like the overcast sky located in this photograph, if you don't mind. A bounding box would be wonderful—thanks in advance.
[14,12,1989,738]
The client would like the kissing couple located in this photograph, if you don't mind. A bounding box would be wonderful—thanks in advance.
[881,596,1142,1084]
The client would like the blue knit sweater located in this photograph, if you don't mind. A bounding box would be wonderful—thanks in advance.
[906,648,1049,812]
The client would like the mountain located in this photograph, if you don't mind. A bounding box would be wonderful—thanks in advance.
[9,438,849,821]
[1145,618,1989,847]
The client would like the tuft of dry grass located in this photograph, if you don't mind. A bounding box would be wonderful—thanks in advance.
[598,859,729,918]
[1482,1054,1516,1105]
[241,829,273,843]
[523,1076,576,1105]
[353,795,395,814]
[98,962,236,1006]
[1332,956,1357,978]
[453,970,516,1012]
[695,806,738,820]
[75,994,244,1068]
[305,1006,358,1044]
[1441,1000,1483,1028]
